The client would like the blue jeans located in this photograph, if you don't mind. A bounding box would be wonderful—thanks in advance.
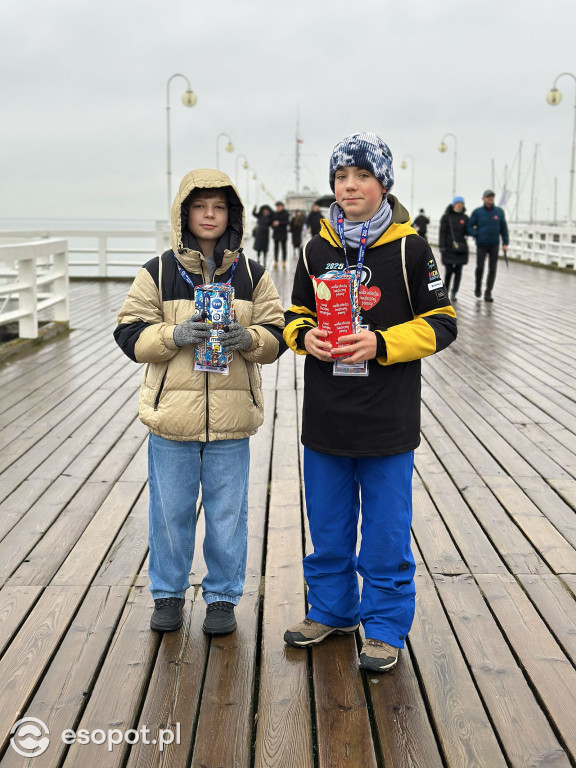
[148,434,250,604]
[303,447,415,648]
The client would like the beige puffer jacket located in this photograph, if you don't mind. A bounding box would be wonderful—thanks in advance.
[115,169,285,441]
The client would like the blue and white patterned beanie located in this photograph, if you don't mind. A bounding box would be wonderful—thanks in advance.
[329,132,394,192]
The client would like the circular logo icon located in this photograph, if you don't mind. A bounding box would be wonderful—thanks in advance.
[10,717,50,757]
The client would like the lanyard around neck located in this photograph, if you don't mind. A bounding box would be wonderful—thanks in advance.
[173,251,240,289]
[335,208,371,296]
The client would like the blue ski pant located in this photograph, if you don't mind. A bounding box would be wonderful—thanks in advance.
[303,447,416,647]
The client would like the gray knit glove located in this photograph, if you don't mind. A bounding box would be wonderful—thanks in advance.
[220,322,253,351]
[173,312,212,347]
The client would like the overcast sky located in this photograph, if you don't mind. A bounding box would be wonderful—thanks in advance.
[1,0,575,224]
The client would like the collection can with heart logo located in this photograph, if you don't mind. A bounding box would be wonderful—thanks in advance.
[311,270,359,358]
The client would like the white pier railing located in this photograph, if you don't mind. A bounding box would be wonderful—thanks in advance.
[0,238,69,339]
[428,222,575,268]
[0,224,171,279]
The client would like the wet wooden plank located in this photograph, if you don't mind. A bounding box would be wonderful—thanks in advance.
[476,573,576,756]
[408,554,508,768]
[312,635,378,768]
[436,574,571,768]
[0,586,85,753]
[0,586,131,768]
[367,643,444,768]
[254,355,314,768]
[61,585,159,768]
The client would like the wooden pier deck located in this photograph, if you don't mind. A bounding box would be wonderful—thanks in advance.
[0,256,575,768]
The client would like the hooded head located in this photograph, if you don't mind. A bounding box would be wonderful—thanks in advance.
[329,132,394,193]
[170,169,244,260]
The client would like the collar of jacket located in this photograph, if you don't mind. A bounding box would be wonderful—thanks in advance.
[319,194,417,249]
[174,247,240,278]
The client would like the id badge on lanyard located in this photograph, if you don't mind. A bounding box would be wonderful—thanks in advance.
[333,211,370,377]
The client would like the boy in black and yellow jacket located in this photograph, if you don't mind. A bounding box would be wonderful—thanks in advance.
[283,132,457,671]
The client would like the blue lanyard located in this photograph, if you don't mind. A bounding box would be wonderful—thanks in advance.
[173,251,240,290]
[334,209,371,296]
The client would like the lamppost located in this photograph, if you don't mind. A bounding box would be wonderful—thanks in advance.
[235,154,250,204]
[400,155,415,213]
[216,133,234,170]
[546,72,576,224]
[438,133,458,199]
[166,74,197,219]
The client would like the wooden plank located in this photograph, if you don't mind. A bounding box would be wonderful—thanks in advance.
[436,574,570,768]
[408,546,508,768]
[61,585,160,768]
[0,586,131,768]
[476,573,576,755]
[312,635,378,768]
[0,586,43,656]
[0,586,85,753]
[254,356,314,768]
[126,597,208,768]
[367,642,444,768]
[189,365,277,768]
[517,573,576,668]
[51,480,146,587]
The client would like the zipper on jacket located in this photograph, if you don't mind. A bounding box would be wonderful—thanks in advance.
[247,363,259,408]
[204,374,210,441]
[153,370,168,411]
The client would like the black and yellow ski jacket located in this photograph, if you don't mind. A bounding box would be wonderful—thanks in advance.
[283,196,457,456]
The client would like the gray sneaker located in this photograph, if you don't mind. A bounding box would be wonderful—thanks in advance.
[284,618,359,647]
[359,638,399,672]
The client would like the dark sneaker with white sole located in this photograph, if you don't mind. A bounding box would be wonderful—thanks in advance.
[284,618,359,647]
[150,597,185,632]
[203,601,237,635]
[359,638,399,672]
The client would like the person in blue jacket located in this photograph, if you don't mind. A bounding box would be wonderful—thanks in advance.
[467,189,509,302]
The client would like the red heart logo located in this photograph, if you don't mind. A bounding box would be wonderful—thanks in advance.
[359,285,381,310]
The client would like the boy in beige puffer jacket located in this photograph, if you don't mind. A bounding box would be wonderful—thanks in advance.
[114,169,285,635]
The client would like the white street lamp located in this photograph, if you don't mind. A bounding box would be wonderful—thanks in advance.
[546,72,576,224]
[166,73,197,219]
[438,132,458,199]
[400,155,415,214]
[216,132,235,170]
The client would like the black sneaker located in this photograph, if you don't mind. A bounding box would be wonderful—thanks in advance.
[474,288,482,298]
[450,292,458,302]
[484,292,494,302]
[203,601,237,635]
[150,597,185,632]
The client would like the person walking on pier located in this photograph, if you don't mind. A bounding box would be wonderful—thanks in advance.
[290,209,305,258]
[439,196,469,302]
[467,189,509,302]
[412,208,430,240]
[252,203,272,265]
[306,202,323,237]
[283,132,457,672]
[270,200,289,267]
[114,169,285,636]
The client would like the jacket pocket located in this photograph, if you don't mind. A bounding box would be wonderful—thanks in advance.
[152,364,169,411]
[246,361,263,409]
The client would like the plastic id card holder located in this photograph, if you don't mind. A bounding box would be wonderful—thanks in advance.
[332,326,369,377]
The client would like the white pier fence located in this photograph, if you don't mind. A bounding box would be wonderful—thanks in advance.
[0,238,69,339]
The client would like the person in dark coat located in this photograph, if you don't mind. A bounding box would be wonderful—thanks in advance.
[290,210,305,257]
[467,189,509,302]
[252,204,272,265]
[412,208,430,240]
[306,203,323,237]
[439,196,469,302]
[271,201,290,268]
